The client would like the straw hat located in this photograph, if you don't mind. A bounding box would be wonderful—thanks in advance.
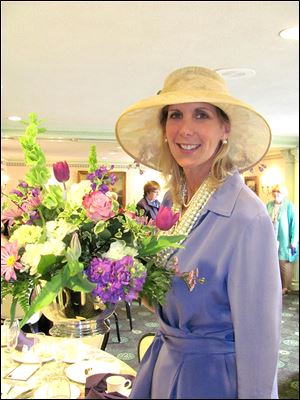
[115,66,271,172]
[271,184,288,197]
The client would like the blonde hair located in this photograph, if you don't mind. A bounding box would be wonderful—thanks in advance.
[158,105,234,205]
[272,184,288,197]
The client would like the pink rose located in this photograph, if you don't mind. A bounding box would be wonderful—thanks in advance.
[82,191,115,221]
[155,205,180,231]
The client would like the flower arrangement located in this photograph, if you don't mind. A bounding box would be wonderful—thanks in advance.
[1,113,184,328]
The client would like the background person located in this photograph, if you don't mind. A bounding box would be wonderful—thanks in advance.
[116,66,282,399]
[267,184,298,295]
[136,180,161,221]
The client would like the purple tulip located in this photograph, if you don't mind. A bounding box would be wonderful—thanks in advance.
[53,161,70,183]
[155,205,180,231]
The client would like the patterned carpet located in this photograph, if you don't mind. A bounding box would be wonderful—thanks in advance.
[105,292,299,399]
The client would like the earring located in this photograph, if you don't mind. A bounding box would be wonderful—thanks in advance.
[164,137,168,143]
[222,138,228,145]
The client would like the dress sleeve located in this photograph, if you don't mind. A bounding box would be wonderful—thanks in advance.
[287,201,297,245]
[227,212,282,399]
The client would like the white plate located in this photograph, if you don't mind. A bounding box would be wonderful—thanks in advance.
[34,383,81,399]
[65,360,120,384]
[62,354,88,364]
[12,350,53,364]
[106,387,132,397]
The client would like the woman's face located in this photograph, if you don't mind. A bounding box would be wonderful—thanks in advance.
[165,102,229,174]
[272,191,284,204]
[146,189,159,201]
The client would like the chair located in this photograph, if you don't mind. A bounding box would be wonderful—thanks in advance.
[137,332,155,362]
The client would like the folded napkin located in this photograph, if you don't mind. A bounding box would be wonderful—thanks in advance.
[85,373,135,399]
[15,330,35,351]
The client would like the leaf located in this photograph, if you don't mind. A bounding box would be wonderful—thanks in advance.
[66,260,84,277]
[66,274,96,292]
[37,254,58,275]
[20,273,63,328]
[139,234,185,256]
[94,220,108,234]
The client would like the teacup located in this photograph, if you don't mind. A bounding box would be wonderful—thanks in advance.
[106,375,132,393]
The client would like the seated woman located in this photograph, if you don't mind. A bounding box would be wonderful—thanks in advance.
[136,181,161,221]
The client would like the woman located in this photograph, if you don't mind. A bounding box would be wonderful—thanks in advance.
[116,66,281,399]
[267,184,298,295]
[136,180,161,221]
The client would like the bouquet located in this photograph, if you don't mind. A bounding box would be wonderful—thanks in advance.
[1,113,184,328]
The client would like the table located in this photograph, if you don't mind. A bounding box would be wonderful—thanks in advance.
[1,333,136,399]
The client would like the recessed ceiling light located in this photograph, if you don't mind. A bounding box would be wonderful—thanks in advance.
[279,26,299,40]
[8,115,21,121]
[215,68,256,80]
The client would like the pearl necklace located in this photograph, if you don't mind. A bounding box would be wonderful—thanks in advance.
[157,175,217,266]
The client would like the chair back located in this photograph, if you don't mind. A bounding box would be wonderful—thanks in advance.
[137,332,155,362]
[1,294,41,325]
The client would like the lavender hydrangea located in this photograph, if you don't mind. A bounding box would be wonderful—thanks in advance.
[85,255,147,304]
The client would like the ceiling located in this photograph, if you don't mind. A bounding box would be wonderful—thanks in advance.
[1,1,299,165]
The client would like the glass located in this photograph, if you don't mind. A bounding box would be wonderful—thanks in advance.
[3,318,20,353]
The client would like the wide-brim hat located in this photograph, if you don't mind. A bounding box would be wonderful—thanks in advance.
[115,66,271,172]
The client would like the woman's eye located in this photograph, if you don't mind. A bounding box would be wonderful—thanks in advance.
[168,111,182,119]
[195,111,208,119]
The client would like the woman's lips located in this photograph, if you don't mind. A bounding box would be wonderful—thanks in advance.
[177,144,201,151]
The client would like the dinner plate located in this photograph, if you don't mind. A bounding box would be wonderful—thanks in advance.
[65,360,120,384]
[11,350,53,364]
[34,383,81,399]
[62,354,89,364]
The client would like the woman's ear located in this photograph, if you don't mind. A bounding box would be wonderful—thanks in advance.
[224,123,230,135]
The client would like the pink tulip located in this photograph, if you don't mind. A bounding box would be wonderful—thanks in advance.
[155,205,180,231]
[53,161,70,183]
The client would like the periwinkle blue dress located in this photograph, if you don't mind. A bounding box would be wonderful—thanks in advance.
[130,172,282,399]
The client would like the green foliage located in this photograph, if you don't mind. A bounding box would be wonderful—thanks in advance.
[139,260,175,306]
[19,112,51,186]
[139,234,185,257]
[88,145,98,173]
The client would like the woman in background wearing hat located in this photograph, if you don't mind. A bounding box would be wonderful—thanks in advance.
[267,184,298,296]
[116,66,281,399]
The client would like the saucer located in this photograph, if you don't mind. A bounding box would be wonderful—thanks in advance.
[34,383,80,399]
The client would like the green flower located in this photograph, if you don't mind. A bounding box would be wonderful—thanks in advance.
[103,240,138,259]
[10,225,43,247]
[46,219,77,241]
[21,239,65,275]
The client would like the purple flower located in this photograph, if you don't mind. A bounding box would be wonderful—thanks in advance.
[85,255,146,304]
[11,189,23,197]
[53,161,70,183]
[18,181,28,189]
[99,184,109,194]
[156,205,180,231]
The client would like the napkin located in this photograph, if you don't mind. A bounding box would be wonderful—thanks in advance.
[85,373,135,399]
[15,330,35,351]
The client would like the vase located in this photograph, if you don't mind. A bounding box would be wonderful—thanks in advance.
[42,289,116,338]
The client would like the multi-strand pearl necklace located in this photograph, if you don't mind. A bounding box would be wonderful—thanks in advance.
[157,175,218,267]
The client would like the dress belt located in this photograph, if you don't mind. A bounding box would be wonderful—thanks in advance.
[155,331,235,355]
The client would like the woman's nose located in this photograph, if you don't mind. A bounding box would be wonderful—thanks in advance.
[178,118,195,136]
